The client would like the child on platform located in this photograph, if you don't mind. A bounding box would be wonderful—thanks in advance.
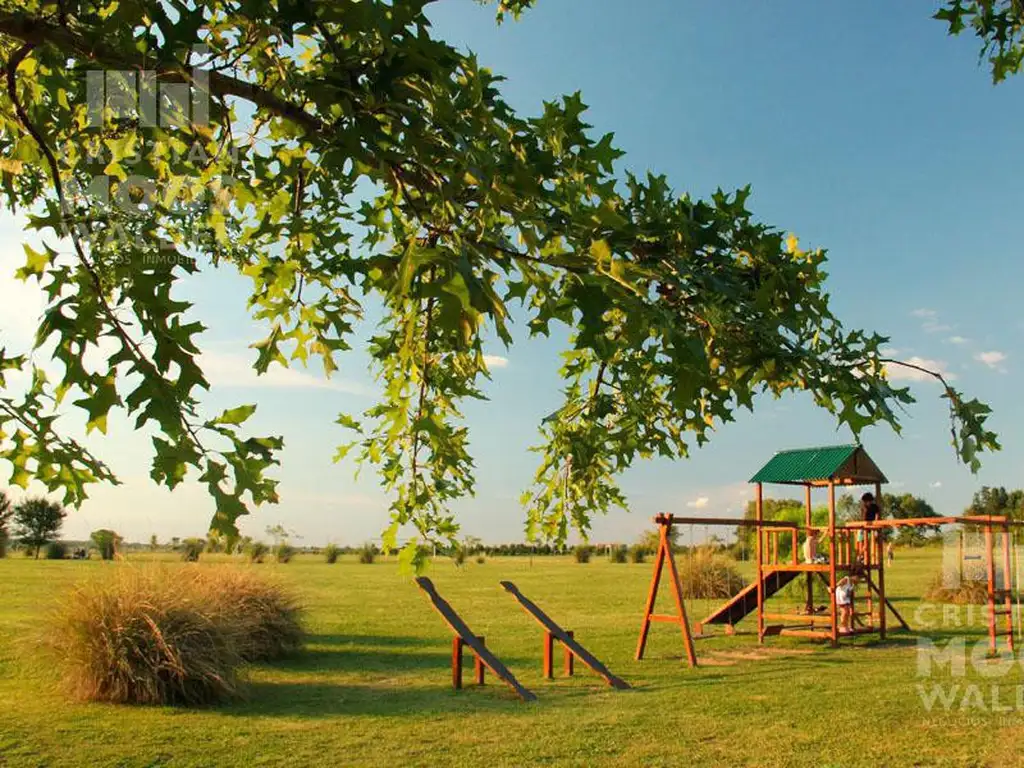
[803,530,818,563]
[856,492,881,562]
[802,530,827,564]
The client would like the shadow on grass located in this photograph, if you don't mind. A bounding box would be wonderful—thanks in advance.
[220,629,650,716]
[312,634,437,648]
[224,681,537,717]
[226,674,646,717]
[273,634,537,676]
[273,646,454,674]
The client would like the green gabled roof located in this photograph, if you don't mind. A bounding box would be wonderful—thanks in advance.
[750,444,887,486]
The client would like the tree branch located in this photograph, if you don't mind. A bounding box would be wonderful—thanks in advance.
[0,11,327,136]
[5,42,210,455]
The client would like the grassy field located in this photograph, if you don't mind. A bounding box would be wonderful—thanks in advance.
[1,547,1021,767]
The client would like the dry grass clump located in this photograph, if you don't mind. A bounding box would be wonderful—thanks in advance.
[52,566,303,705]
[193,569,303,662]
[53,569,242,705]
[923,574,990,605]
[676,547,745,599]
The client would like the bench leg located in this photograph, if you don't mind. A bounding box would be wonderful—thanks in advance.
[452,636,464,690]
[564,631,574,677]
[543,630,554,679]
[474,636,486,685]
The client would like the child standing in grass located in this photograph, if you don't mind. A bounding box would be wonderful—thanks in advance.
[836,575,856,633]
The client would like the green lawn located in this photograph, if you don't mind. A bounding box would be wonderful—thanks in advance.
[1,547,1020,767]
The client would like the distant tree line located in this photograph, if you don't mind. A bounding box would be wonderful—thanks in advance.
[5,484,1020,562]
[729,485,1024,552]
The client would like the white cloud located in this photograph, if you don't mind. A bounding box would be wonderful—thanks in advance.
[911,308,952,334]
[976,351,1007,370]
[483,354,509,369]
[686,496,710,509]
[884,356,954,383]
[880,347,900,357]
[930,481,943,489]
[947,336,969,345]
[199,351,372,394]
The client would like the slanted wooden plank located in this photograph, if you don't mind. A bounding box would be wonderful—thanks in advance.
[864,574,911,631]
[500,581,630,690]
[415,577,537,702]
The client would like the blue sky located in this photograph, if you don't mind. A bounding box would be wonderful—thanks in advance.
[2,1,1023,546]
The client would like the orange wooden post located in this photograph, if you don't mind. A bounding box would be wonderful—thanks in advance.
[635,524,667,660]
[985,524,997,655]
[475,636,486,685]
[865,529,874,630]
[876,532,886,640]
[663,527,698,666]
[564,631,575,677]
[805,484,814,613]
[756,483,765,643]
[1002,525,1015,652]
[543,630,554,679]
[452,636,464,690]
[828,481,838,647]
[875,481,884,638]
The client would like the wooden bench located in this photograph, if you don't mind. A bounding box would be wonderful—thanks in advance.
[500,581,630,690]
[415,577,537,702]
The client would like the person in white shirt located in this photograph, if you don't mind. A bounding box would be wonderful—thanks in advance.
[803,530,818,563]
[803,530,826,564]
[836,575,856,633]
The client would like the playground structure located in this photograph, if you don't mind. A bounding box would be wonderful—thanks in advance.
[416,444,1021,693]
[416,577,630,700]
[636,444,1023,664]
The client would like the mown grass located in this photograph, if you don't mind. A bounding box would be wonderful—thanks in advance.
[0,547,1020,767]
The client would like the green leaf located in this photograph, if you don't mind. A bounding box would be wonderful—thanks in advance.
[16,244,49,280]
[212,405,258,426]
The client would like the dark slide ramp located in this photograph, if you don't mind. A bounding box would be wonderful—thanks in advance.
[697,570,800,628]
